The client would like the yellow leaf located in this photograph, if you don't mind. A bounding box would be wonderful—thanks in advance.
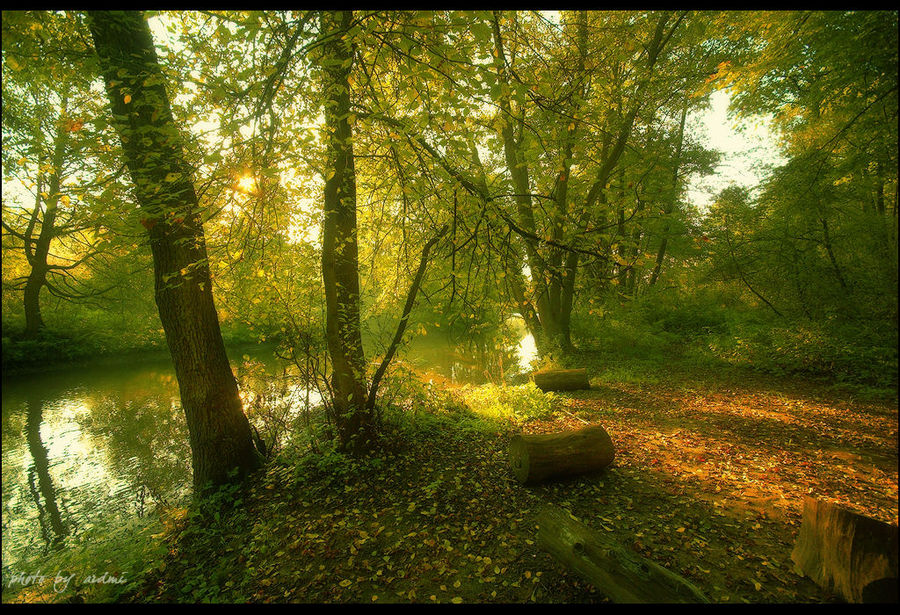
[676,527,686,533]
[339,579,352,587]
[123,94,132,104]
[451,597,463,604]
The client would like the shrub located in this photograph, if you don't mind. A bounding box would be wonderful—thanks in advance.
[460,382,555,423]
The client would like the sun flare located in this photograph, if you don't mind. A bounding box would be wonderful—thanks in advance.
[235,174,258,195]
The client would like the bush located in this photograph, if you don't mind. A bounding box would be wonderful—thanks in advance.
[704,318,898,389]
[460,382,555,423]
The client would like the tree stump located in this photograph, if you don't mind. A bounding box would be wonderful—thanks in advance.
[536,505,709,603]
[509,424,614,485]
[791,496,898,603]
[532,368,590,392]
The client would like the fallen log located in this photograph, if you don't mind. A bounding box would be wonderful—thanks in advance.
[509,424,614,485]
[532,368,590,392]
[791,496,898,603]
[536,505,709,603]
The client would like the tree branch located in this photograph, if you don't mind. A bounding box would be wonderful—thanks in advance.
[365,223,448,411]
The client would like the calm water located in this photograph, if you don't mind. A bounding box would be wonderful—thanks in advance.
[1,331,536,567]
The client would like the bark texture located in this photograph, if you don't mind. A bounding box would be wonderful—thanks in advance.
[791,496,898,603]
[319,9,374,453]
[537,504,709,602]
[88,10,259,490]
[509,424,613,484]
[532,368,590,392]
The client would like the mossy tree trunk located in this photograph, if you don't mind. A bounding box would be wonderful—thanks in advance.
[318,10,375,453]
[88,10,259,491]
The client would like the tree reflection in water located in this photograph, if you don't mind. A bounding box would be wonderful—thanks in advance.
[24,394,68,552]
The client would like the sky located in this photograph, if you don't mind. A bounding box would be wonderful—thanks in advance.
[685,88,786,211]
[147,14,786,216]
[4,15,786,225]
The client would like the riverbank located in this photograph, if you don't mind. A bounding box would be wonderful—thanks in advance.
[0,325,276,377]
[3,352,896,604]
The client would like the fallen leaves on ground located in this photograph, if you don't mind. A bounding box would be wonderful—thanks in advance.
[134,362,896,604]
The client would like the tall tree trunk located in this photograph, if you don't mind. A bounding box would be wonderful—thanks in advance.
[88,10,259,491]
[875,161,886,217]
[819,215,848,290]
[557,251,579,351]
[319,10,373,453]
[649,102,688,287]
[23,267,46,338]
[491,11,573,356]
[616,166,628,290]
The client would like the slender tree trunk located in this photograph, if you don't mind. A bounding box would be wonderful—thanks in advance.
[557,251,579,351]
[875,161,886,217]
[491,11,573,357]
[23,267,46,338]
[649,102,688,288]
[88,10,259,491]
[22,109,67,339]
[819,215,848,290]
[319,10,373,453]
[616,166,628,290]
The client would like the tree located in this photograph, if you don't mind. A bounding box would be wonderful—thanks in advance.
[87,10,259,490]
[314,10,450,452]
[713,10,898,321]
[2,11,124,338]
[317,10,373,452]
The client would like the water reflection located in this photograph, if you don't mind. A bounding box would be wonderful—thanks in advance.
[24,394,68,551]
[1,330,535,568]
[403,331,535,385]
[77,384,191,516]
[1,353,192,567]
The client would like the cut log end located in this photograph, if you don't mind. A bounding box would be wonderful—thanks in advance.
[791,496,899,603]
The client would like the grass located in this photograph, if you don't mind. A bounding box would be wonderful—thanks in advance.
[4,345,896,604]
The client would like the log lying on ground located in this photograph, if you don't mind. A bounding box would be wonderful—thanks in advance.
[509,424,614,485]
[537,505,709,603]
[532,368,590,392]
[791,496,898,603]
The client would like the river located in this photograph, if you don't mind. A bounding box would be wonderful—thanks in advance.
[1,329,537,567]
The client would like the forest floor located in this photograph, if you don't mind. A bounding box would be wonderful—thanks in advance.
[122,356,898,604]
[5,354,895,604]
